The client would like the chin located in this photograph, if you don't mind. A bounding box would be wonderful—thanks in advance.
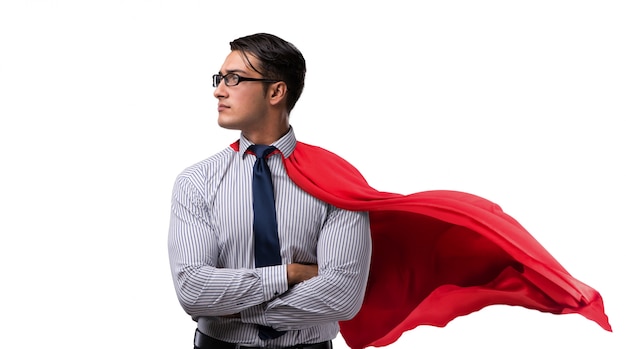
[217,117,240,130]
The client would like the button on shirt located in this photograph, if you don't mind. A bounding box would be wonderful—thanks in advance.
[168,128,372,346]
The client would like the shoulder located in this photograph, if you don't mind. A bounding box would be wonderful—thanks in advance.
[292,141,340,157]
[289,142,366,180]
[175,146,236,188]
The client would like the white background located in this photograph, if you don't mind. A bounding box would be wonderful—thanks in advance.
[1,1,624,348]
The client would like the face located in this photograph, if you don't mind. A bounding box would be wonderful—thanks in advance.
[214,51,271,134]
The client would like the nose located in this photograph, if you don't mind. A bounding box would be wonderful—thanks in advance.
[213,80,227,99]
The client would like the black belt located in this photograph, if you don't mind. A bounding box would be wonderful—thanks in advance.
[194,329,332,349]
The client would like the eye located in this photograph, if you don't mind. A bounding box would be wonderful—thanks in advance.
[224,73,239,86]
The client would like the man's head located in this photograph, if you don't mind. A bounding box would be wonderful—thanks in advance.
[229,33,306,113]
[213,33,306,143]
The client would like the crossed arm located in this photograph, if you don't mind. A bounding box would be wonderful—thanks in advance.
[168,175,371,329]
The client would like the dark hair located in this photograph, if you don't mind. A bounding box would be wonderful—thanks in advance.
[230,33,306,113]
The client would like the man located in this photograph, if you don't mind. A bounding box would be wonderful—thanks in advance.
[168,33,372,349]
[170,33,611,349]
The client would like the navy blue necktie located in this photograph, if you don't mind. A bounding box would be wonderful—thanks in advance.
[249,145,286,340]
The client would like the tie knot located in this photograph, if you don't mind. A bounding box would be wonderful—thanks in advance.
[249,145,277,159]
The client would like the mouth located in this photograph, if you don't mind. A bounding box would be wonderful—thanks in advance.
[217,104,229,112]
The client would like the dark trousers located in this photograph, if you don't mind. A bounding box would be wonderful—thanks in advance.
[193,329,333,349]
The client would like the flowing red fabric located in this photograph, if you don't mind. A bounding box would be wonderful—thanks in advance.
[231,141,611,349]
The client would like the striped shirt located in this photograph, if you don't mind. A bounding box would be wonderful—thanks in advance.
[168,127,372,346]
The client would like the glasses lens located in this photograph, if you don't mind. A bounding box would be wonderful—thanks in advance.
[224,73,239,86]
[212,74,222,88]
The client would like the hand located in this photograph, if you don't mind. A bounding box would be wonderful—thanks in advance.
[287,263,318,286]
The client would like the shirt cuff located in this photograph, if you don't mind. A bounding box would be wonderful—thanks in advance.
[240,265,287,326]
[260,264,288,301]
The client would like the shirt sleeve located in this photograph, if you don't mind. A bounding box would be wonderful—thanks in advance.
[168,174,289,318]
[240,206,372,330]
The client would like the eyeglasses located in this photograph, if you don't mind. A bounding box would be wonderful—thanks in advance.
[212,73,279,87]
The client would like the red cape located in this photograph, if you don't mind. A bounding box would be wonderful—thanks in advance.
[232,141,611,349]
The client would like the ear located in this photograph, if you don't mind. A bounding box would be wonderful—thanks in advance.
[268,81,288,106]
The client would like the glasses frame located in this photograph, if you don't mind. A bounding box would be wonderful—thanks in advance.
[212,73,279,88]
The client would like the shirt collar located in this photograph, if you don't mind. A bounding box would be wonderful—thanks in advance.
[238,126,297,159]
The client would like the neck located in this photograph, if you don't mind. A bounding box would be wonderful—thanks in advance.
[244,123,290,145]
[243,112,290,145]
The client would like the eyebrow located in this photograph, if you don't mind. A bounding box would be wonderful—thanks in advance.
[219,69,247,75]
